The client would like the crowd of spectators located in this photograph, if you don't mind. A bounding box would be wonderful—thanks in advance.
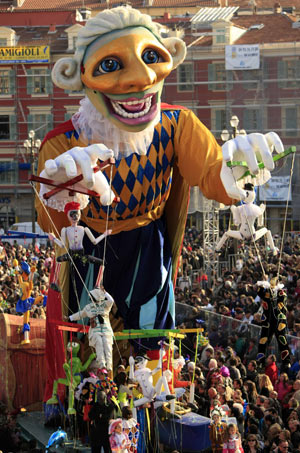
[170,227,300,452]
[176,227,300,341]
[0,241,53,319]
[1,227,300,452]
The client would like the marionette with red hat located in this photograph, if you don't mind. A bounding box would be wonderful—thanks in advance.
[48,201,112,292]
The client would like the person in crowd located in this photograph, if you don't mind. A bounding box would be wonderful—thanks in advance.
[243,434,263,453]
[258,374,274,398]
[88,389,116,453]
[222,423,243,453]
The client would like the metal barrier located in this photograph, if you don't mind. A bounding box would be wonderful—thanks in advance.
[197,308,300,362]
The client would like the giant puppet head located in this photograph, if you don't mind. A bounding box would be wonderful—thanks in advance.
[52,7,186,155]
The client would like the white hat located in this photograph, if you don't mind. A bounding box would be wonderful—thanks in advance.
[90,287,105,301]
[187,361,195,370]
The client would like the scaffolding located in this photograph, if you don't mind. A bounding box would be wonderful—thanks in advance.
[202,198,219,282]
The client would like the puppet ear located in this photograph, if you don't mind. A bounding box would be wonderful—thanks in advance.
[52,57,83,91]
[162,37,187,69]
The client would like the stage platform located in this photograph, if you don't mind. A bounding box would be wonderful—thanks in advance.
[17,411,90,452]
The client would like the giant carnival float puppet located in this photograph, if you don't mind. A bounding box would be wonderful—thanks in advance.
[35,6,285,400]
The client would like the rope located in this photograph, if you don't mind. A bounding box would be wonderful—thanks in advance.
[31,183,91,323]
[31,179,123,364]
[191,332,199,384]
[276,151,296,283]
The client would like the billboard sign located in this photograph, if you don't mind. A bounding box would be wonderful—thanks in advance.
[0,46,50,63]
[259,176,292,201]
[225,45,260,70]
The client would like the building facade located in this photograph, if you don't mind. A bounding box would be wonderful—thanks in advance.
[0,1,300,234]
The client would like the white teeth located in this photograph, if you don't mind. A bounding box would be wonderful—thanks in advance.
[111,96,153,119]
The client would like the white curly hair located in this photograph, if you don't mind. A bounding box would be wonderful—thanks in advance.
[52,5,186,91]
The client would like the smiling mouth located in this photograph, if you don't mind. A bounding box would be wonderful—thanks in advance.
[103,93,158,125]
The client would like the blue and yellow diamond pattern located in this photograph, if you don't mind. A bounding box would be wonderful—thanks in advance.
[86,110,179,221]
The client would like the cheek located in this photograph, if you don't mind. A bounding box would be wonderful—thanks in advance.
[81,72,120,93]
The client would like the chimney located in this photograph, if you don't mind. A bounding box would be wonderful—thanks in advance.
[79,7,91,21]
[274,2,282,13]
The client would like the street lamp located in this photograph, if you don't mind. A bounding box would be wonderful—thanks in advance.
[23,130,41,247]
[221,115,246,142]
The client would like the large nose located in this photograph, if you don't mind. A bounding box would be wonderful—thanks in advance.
[118,60,157,92]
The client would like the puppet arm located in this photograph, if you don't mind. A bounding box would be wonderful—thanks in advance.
[230,205,241,226]
[84,227,112,245]
[174,110,234,205]
[48,227,66,249]
[174,109,283,202]
[69,307,90,322]
[257,203,266,227]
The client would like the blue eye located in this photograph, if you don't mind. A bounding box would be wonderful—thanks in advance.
[96,58,121,74]
[142,49,161,64]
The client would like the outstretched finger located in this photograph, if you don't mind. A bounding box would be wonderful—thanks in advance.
[220,163,247,201]
[86,144,114,164]
[265,131,284,155]
[44,159,59,177]
[235,135,259,175]
[68,147,95,188]
[56,153,78,178]
[248,133,274,171]
[222,139,236,162]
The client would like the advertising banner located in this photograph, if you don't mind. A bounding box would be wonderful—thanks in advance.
[225,45,260,70]
[259,176,292,201]
[0,46,50,63]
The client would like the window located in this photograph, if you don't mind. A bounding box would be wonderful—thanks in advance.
[0,161,17,184]
[0,69,15,95]
[73,36,77,49]
[214,109,227,137]
[27,113,53,140]
[243,109,262,133]
[0,114,16,140]
[177,63,193,92]
[242,69,260,90]
[0,38,7,46]
[27,68,53,95]
[0,115,9,139]
[284,107,297,137]
[208,63,233,91]
[278,59,300,89]
[216,29,226,44]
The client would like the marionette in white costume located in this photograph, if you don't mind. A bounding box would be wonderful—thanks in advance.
[129,350,174,407]
[216,183,277,253]
[48,201,111,291]
[69,285,114,372]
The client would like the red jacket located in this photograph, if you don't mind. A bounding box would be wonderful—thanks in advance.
[265,362,278,386]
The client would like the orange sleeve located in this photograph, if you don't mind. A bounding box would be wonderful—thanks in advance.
[174,110,235,205]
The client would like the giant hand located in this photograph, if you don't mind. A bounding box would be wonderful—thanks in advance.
[220,132,284,200]
[39,144,116,211]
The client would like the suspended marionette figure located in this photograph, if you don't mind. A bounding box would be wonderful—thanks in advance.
[36,6,285,400]
[216,183,277,254]
[69,285,115,374]
[48,201,111,292]
[129,349,174,408]
[47,339,96,414]
[16,261,43,345]
[256,277,291,371]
